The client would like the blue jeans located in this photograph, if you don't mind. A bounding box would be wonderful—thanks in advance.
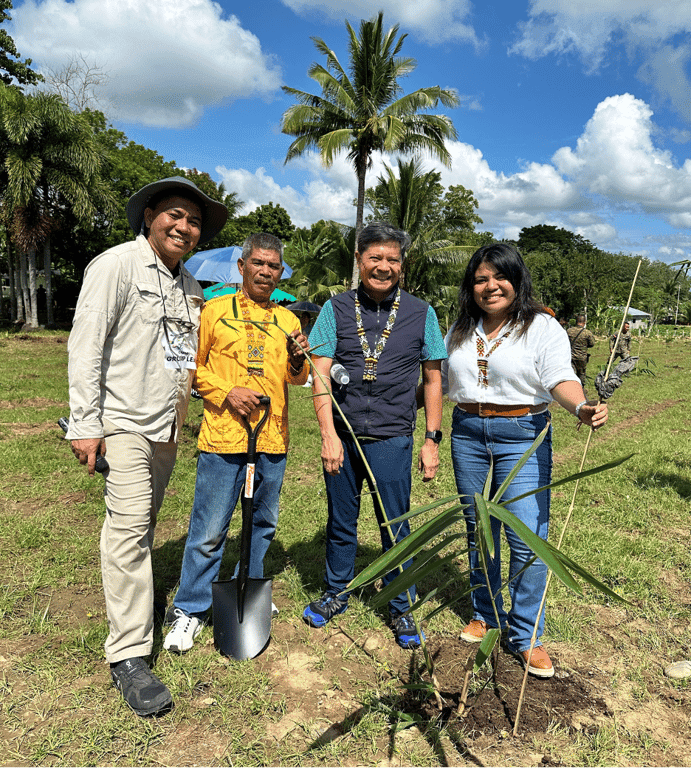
[450,407,552,653]
[323,434,415,615]
[174,451,286,618]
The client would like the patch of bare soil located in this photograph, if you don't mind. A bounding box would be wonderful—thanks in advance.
[4,421,57,437]
[0,397,64,410]
[408,638,609,738]
[4,581,691,766]
[553,398,684,468]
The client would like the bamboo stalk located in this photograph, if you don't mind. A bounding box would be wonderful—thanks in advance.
[512,259,642,736]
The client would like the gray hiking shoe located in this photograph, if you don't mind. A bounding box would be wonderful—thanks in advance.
[110,657,172,717]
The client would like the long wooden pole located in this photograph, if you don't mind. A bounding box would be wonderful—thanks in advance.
[513,259,643,736]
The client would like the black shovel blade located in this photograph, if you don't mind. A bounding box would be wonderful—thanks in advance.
[212,577,272,660]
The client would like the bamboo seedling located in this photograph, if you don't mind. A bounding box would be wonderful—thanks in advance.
[220,313,632,721]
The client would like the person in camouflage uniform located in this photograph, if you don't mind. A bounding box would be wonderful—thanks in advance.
[610,321,632,361]
[567,314,596,387]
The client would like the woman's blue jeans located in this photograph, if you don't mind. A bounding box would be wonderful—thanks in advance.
[173,450,286,619]
[450,407,552,653]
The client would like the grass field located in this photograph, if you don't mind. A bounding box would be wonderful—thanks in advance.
[0,328,690,766]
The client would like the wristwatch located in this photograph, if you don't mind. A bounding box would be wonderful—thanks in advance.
[425,430,443,444]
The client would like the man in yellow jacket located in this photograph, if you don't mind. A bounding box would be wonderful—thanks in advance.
[164,233,308,653]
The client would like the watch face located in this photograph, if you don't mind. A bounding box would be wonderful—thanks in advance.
[426,430,442,443]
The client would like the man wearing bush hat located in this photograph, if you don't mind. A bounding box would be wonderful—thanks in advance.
[66,176,227,716]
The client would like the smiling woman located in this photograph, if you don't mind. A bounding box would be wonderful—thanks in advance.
[443,242,608,679]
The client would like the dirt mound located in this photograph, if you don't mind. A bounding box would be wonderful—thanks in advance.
[408,638,609,737]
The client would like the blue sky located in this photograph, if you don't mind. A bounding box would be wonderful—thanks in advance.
[11,0,691,264]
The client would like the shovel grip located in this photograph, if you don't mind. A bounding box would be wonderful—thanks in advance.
[241,395,271,460]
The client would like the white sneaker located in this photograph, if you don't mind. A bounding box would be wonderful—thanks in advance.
[163,608,202,654]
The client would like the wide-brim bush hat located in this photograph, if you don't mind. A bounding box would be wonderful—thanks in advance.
[126,176,228,246]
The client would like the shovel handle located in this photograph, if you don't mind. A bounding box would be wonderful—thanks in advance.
[241,395,271,461]
[237,395,271,623]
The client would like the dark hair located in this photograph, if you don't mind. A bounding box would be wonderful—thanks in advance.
[241,232,284,261]
[357,221,411,261]
[576,314,586,324]
[448,242,545,350]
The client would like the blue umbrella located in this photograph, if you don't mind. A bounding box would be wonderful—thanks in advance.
[185,246,293,283]
[203,284,296,303]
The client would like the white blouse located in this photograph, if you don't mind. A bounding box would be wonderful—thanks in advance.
[442,313,579,406]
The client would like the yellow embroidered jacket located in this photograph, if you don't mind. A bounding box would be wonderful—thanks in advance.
[195,292,308,454]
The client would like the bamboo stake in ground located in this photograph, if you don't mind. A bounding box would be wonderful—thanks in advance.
[512,259,643,736]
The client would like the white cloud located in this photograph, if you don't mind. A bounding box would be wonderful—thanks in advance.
[219,93,690,262]
[509,1,691,123]
[670,128,691,144]
[565,213,618,244]
[551,94,691,215]
[13,0,282,128]
[510,1,691,69]
[637,43,691,124]
[279,0,483,47]
[669,213,691,228]
[436,141,585,239]
[217,152,395,228]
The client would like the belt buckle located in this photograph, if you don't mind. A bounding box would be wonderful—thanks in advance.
[478,402,485,417]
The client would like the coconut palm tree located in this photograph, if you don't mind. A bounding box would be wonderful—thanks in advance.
[0,83,114,325]
[281,11,459,287]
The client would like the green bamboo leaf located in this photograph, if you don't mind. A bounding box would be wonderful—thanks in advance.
[347,506,465,591]
[491,424,549,503]
[382,494,469,526]
[475,493,495,558]
[369,550,461,608]
[218,318,240,333]
[482,456,493,498]
[402,682,435,693]
[474,628,500,671]
[487,501,582,594]
[501,454,634,506]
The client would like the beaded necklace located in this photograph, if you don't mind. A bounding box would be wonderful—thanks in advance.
[354,287,401,382]
[475,324,513,388]
[237,290,273,377]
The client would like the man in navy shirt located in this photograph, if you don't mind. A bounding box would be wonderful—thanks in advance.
[304,222,447,648]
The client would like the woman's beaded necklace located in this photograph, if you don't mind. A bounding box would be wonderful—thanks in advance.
[475,323,513,388]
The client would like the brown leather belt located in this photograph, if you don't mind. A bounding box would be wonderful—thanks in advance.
[457,402,545,418]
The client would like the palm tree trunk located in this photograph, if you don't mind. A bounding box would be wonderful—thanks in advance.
[44,237,53,327]
[18,251,28,324]
[27,247,38,327]
[350,160,368,289]
[6,244,14,322]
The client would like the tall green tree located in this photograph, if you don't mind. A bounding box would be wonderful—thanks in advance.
[281,11,459,286]
[0,86,114,326]
[226,201,294,245]
[0,0,41,88]
[284,220,354,303]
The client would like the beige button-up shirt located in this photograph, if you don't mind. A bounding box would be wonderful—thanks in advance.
[67,235,204,443]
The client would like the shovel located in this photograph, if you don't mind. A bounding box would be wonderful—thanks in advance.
[212,395,273,660]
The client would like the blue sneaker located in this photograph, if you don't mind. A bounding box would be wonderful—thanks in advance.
[391,610,425,649]
[303,592,348,627]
